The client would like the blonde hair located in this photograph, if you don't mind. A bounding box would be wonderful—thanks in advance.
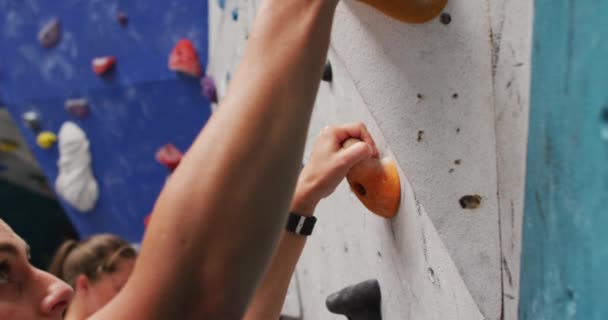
[48,234,136,286]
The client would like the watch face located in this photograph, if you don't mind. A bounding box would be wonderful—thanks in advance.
[286,213,316,236]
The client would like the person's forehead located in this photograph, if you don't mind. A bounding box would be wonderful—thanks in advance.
[0,219,27,246]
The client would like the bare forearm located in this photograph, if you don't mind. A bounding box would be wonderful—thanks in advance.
[120,0,339,319]
[243,233,306,320]
[243,192,317,320]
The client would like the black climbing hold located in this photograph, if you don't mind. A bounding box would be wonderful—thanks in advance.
[459,195,482,209]
[440,13,452,25]
[326,279,382,320]
[452,93,459,99]
[38,18,62,48]
[116,11,129,27]
[23,111,42,132]
[322,62,333,82]
[65,98,90,118]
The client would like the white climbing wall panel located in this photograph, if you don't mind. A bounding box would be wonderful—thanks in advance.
[208,0,532,318]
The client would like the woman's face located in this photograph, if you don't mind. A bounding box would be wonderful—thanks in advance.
[83,256,135,316]
[0,219,73,320]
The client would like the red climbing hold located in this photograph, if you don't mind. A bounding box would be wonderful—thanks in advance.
[92,56,116,75]
[168,39,202,78]
[144,214,152,227]
[155,144,183,171]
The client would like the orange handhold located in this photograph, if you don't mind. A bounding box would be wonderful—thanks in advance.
[358,0,448,24]
[343,139,401,218]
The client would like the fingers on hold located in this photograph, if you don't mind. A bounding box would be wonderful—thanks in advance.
[337,140,373,170]
[340,122,378,156]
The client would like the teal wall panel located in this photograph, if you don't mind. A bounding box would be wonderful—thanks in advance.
[520,0,608,319]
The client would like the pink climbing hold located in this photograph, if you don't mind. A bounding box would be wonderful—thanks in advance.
[201,76,218,103]
[155,144,183,171]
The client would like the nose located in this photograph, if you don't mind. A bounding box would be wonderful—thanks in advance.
[38,270,74,317]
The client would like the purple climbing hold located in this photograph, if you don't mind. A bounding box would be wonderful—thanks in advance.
[116,11,129,27]
[65,98,90,118]
[201,76,218,103]
[23,111,42,132]
[38,18,62,48]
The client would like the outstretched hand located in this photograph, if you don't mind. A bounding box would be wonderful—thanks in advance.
[291,122,378,216]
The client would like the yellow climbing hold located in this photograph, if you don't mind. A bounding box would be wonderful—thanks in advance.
[37,131,57,149]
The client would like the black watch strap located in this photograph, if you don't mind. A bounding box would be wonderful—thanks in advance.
[286,212,317,236]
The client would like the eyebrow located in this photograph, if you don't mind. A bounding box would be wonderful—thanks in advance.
[0,243,19,256]
[0,243,30,259]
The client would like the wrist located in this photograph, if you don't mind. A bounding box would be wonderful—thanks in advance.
[290,190,319,217]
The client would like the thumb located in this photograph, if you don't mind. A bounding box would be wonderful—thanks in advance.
[336,141,373,171]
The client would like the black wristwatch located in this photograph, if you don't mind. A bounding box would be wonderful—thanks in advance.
[285,212,317,236]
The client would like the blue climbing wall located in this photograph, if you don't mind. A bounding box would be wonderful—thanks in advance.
[0,1,211,243]
[519,0,608,318]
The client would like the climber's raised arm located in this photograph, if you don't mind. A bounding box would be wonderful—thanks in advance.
[91,0,340,319]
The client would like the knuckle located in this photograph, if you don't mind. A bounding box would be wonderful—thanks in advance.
[323,125,337,135]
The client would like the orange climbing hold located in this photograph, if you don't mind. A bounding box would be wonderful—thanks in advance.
[343,139,401,219]
[168,39,202,78]
[358,0,448,24]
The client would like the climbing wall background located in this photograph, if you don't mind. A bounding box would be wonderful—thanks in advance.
[208,0,532,319]
[0,1,212,243]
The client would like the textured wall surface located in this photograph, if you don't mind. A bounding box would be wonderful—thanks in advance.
[519,0,608,319]
[209,0,531,319]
